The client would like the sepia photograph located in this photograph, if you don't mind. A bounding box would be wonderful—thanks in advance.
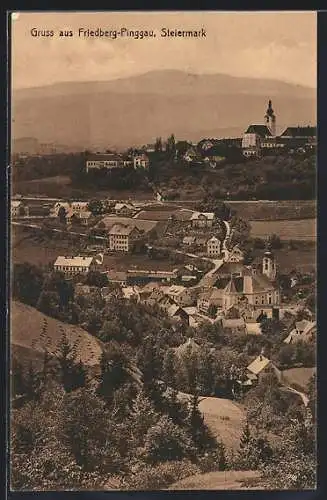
[9,10,317,491]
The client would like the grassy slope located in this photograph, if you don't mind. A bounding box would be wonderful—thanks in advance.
[281,367,316,392]
[168,470,262,490]
[11,300,103,368]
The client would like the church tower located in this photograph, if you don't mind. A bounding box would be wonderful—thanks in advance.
[262,250,277,281]
[264,99,276,136]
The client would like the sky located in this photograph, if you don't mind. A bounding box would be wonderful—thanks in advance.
[11,11,317,89]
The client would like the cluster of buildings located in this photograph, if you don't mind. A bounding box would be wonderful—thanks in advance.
[181,99,316,164]
[241,100,316,158]
[85,152,149,172]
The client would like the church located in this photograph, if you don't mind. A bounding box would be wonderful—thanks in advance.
[214,250,280,311]
[242,100,316,157]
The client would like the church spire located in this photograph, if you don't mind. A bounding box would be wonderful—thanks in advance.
[264,99,276,136]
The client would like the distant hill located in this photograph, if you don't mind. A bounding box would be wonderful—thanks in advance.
[12,70,316,150]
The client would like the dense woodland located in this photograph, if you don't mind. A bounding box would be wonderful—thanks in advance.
[11,262,316,489]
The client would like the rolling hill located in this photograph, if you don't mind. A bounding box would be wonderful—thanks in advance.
[11,300,103,369]
[12,70,316,150]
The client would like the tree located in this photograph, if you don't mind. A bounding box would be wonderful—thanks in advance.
[97,343,130,405]
[144,415,193,464]
[260,318,285,340]
[87,199,104,216]
[58,206,67,224]
[13,263,44,307]
[85,270,109,288]
[54,330,86,393]
[154,137,163,153]
[129,390,160,447]
[60,388,117,472]
[307,373,316,421]
[166,134,176,156]
[268,234,282,250]
[162,349,177,389]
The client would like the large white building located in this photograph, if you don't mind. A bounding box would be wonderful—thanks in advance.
[86,153,124,172]
[207,236,221,257]
[54,256,96,276]
[108,224,142,252]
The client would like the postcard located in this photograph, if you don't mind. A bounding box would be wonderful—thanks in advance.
[9,10,316,491]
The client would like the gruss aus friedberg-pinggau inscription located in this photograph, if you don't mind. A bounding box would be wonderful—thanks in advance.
[29,27,207,39]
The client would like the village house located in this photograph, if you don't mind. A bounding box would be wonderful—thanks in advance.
[71,201,89,213]
[67,211,92,226]
[50,202,71,218]
[106,271,128,287]
[191,212,215,228]
[11,200,29,217]
[183,146,202,163]
[127,269,178,286]
[85,153,124,172]
[245,351,281,386]
[53,255,96,276]
[225,245,245,263]
[182,236,196,246]
[133,153,149,169]
[108,224,142,252]
[165,285,199,308]
[283,320,316,344]
[197,288,223,315]
[114,202,136,216]
[207,236,221,257]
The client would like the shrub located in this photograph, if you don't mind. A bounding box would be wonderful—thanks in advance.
[122,460,200,490]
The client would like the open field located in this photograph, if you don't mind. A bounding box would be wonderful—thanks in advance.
[274,244,316,273]
[250,218,316,241]
[281,367,316,393]
[11,301,103,368]
[11,226,83,267]
[13,176,153,200]
[228,200,316,221]
[168,470,262,490]
[12,225,180,272]
[198,396,245,450]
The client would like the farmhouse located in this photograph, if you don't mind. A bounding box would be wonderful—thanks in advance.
[133,153,149,169]
[54,255,96,276]
[191,212,215,228]
[197,288,223,314]
[86,153,124,172]
[114,202,136,216]
[67,211,92,226]
[225,246,244,263]
[11,200,29,217]
[165,285,198,307]
[284,320,316,344]
[108,224,142,252]
[71,201,89,213]
[246,352,280,385]
[207,236,221,257]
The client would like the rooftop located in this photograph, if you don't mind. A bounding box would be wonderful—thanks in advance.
[280,126,317,138]
[245,125,272,137]
[247,354,271,375]
[191,212,215,221]
[54,255,94,267]
[86,153,122,161]
[109,224,138,236]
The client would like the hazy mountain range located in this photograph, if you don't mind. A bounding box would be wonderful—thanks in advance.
[12,70,316,151]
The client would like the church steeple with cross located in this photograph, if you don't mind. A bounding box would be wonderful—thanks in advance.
[264,99,276,136]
